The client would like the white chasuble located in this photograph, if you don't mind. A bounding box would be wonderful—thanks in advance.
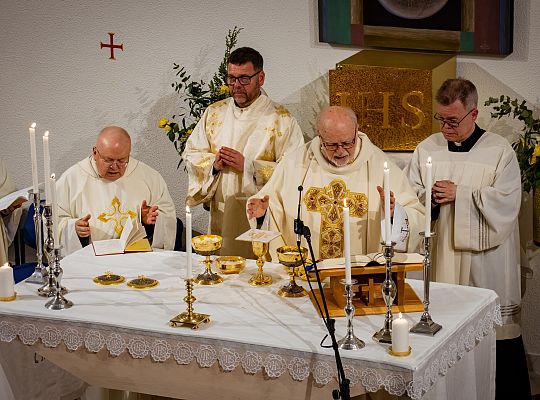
[250,134,425,262]
[183,92,304,258]
[406,132,522,339]
[56,157,176,256]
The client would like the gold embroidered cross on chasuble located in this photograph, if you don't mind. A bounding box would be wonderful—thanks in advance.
[303,179,367,259]
[97,196,136,235]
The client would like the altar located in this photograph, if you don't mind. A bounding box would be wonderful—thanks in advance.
[0,247,499,399]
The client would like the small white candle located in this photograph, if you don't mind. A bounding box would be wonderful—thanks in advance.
[0,263,15,300]
[49,173,59,245]
[425,157,432,237]
[28,123,39,193]
[43,131,51,205]
[343,199,352,285]
[392,312,409,353]
[186,205,192,279]
[383,162,391,245]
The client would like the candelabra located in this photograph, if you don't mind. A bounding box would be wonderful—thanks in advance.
[25,190,47,284]
[38,205,67,297]
[170,279,210,329]
[410,233,442,335]
[372,242,396,344]
[337,279,365,350]
[44,245,73,310]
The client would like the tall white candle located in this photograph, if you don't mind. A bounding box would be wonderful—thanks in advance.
[425,157,432,237]
[186,205,192,279]
[343,199,352,285]
[28,123,39,193]
[391,312,409,353]
[0,263,15,300]
[49,173,59,245]
[384,162,391,245]
[42,131,51,205]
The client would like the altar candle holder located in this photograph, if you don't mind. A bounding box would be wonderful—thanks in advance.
[337,279,365,350]
[372,242,396,344]
[25,190,47,284]
[410,232,442,335]
[44,245,73,310]
[170,278,210,329]
[38,205,66,297]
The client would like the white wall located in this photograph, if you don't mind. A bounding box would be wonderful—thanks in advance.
[1,0,540,387]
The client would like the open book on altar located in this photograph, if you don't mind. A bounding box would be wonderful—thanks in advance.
[317,252,424,270]
[92,214,151,256]
[0,187,31,212]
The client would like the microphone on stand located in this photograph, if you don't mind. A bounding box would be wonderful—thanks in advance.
[294,186,304,244]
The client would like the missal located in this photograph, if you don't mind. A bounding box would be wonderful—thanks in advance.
[92,215,151,256]
[317,252,424,270]
[0,187,31,212]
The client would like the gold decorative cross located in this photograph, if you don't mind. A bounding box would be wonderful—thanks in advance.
[97,196,136,235]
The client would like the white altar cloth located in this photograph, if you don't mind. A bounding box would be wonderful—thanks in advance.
[0,246,500,399]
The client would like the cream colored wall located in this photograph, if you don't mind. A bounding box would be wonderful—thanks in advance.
[1,0,539,387]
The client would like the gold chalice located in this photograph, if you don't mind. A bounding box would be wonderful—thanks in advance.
[192,234,223,285]
[249,241,272,286]
[276,246,308,297]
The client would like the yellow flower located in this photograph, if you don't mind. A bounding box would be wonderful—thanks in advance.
[165,125,172,133]
[219,85,229,95]
[158,118,169,128]
[187,129,193,136]
[529,144,540,165]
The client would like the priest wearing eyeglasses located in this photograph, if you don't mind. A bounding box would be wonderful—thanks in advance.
[183,47,304,258]
[247,105,424,261]
[56,126,176,255]
[405,78,530,399]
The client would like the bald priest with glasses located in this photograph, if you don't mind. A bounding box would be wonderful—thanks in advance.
[405,78,530,399]
[56,126,177,255]
[247,105,425,261]
[183,47,304,258]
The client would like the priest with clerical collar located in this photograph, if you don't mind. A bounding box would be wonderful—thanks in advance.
[56,126,176,255]
[405,78,530,399]
[247,105,425,262]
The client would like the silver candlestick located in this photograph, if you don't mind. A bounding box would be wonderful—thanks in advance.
[373,242,396,344]
[25,190,47,284]
[337,279,365,350]
[410,233,442,335]
[45,246,73,310]
[38,205,66,297]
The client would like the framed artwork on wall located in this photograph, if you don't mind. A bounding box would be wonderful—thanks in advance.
[319,0,514,55]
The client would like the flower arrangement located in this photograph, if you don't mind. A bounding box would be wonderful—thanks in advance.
[485,96,540,192]
[159,27,242,166]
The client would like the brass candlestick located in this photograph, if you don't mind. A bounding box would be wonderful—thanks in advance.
[249,241,272,286]
[192,235,223,285]
[26,190,47,284]
[170,278,210,330]
[373,242,396,344]
[410,232,442,335]
[276,245,307,297]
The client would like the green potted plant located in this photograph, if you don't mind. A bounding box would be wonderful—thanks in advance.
[485,95,540,244]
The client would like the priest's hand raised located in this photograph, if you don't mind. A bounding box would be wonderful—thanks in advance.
[218,147,244,172]
[141,200,159,225]
[75,214,91,238]
[247,195,270,219]
[376,186,395,217]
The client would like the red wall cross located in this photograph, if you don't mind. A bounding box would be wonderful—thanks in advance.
[100,32,124,60]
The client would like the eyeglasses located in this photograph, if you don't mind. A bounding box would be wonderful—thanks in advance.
[320,135,357,151]
[94,147,129,168]
[226,70,261,86]
[434,108,476,129]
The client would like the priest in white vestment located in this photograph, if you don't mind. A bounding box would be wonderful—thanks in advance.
[247,106,425,262]
[56,127,176,255]
[0,159,22,265]
[405,78,530,399]
[184,47,304,258]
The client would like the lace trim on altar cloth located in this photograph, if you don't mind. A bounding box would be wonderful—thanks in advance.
[0,303,501,399]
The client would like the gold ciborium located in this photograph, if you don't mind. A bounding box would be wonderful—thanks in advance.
[276,246,308,297]
[192,234,223,285]
[249,241,272,286]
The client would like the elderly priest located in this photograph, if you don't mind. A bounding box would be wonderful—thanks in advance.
[56,126,176,255]
[247,106,424,260]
